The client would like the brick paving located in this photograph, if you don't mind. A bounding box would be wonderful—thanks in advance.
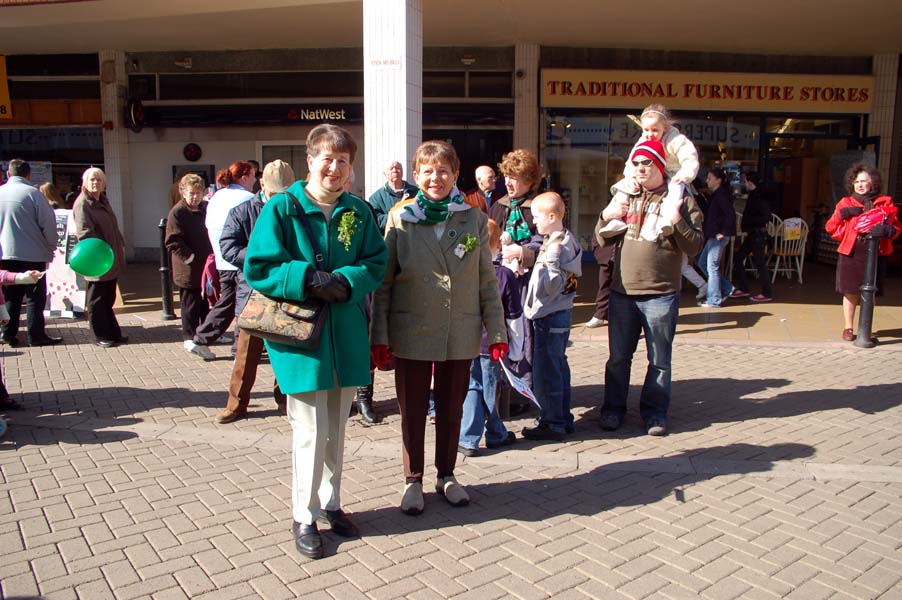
[2,272,902,598]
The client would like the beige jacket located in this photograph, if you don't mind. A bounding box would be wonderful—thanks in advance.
[371,206,506,361]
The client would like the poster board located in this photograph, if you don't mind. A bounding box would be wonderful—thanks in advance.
[0,160,52,187]
[44,209,86,317]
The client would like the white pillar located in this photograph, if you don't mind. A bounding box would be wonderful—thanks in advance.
[868,54,898,184]
[363,0,422,200]
[99,49,132,257]
[513,43,540,155]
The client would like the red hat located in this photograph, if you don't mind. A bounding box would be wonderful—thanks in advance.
[631,139,667,175]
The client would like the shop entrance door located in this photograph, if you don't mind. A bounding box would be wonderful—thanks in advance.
[422,128,512,195]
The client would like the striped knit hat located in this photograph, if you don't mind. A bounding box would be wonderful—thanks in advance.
[631,139,666,175]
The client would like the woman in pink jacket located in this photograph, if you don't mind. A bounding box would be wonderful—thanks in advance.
[825,163,900,343]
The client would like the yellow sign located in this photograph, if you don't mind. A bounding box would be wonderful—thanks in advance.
[0,55,11,120]
[541,69,874,114]
[784,226,801,241]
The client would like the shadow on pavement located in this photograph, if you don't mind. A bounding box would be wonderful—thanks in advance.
[12,385,234,419]
[570,379,902,436]
[0,414,141,449]
[675,310,769,334]
[356,442,815,538]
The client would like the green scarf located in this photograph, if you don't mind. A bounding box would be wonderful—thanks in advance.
[506,198,532,242]
[414,190,452,225]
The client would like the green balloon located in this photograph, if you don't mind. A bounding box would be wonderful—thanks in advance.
[69,238,114,278]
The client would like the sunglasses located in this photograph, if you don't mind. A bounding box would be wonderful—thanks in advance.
[631,159,654,167]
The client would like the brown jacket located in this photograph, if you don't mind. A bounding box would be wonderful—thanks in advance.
[371,206,506,361]
[72,191,126,282]
[463,189,488,213]
[165,200,212,289]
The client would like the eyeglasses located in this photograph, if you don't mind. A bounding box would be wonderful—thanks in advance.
[631,159,653,167]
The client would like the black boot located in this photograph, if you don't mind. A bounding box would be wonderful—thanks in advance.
[355,385,382,425]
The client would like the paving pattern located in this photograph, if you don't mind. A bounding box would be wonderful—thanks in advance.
[2,313,902,599]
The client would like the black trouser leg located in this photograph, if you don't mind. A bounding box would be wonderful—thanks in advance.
[86,279,121,342]
[193,270,238,345]
[0,259,47,342]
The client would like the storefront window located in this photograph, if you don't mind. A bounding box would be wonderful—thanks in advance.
[544,110,762,248]
[0,127,103,197]
[766,117,855,136]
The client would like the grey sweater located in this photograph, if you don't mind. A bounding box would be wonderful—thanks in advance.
[0,176,58,263]
[523,228,582,320]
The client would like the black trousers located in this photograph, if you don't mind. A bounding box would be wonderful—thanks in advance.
[733,229,773,298]
[178,287,209,340]
[0,259,49,343]
[193,270,238,345]
[86,279,122,342]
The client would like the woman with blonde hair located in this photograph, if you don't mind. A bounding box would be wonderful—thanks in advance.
[39,182,67,209]
[72,167,127,348]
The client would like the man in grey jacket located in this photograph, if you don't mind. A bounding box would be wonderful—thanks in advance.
[0,159,62,346]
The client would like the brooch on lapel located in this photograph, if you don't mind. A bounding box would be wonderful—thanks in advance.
[454,233,478,259]
[337,211,359,251]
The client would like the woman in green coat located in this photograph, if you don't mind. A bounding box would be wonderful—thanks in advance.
[244,125,387,560]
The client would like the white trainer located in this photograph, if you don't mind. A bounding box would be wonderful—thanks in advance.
[585,317,606,328]
[184,340,215,361]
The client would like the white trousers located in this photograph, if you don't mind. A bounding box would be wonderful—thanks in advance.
[288,385,355,525]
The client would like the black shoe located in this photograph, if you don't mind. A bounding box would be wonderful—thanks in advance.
[291,521,324,559]
[95,339,117,348]
[0,398,22,411]
[458,444,479,457]
[29,336,62,347]
[320,509,359,538]
[521,423,565,442]
[0,337,19,347]
[600,413,622,431]
[355,385,382,425]
[485,431,516,449]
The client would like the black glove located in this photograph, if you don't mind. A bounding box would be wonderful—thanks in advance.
[867,223,896,239]
[839,206,864,220]
[304,270,351,303]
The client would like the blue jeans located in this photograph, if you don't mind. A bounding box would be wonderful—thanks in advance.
[459,356,508,449]
[603,291,679,424]
[531,309,573,433]
[697,237,734,306]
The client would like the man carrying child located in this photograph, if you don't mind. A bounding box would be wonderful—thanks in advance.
[521,192,582,442]
[595,139,704,436]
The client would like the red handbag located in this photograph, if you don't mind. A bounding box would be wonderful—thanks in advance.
[854,207,891,233]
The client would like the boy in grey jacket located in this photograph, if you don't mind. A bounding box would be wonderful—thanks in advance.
[521,192,582,442]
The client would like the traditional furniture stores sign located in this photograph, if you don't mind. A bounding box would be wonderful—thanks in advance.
[541,69,874,113]
[0,55,11,119]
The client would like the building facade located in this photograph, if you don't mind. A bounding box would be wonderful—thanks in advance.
[1,0,900,260]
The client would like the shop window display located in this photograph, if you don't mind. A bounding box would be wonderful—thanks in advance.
[543,111,760,249]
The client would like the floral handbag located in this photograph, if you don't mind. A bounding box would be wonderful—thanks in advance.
[237,192,328,349]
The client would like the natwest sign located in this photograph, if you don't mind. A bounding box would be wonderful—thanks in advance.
[541,69,874,113]
[288,107,348,121]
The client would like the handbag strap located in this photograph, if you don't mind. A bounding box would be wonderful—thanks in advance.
[285,191,326,271]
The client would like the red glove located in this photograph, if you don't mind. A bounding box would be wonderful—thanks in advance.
[371,345,394,370]
[489,343,508,362]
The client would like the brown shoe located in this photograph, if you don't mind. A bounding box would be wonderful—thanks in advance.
[842,328,855,342]
[215,409,247,424]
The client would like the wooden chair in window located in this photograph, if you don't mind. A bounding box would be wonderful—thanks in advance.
[771,217,809,284]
